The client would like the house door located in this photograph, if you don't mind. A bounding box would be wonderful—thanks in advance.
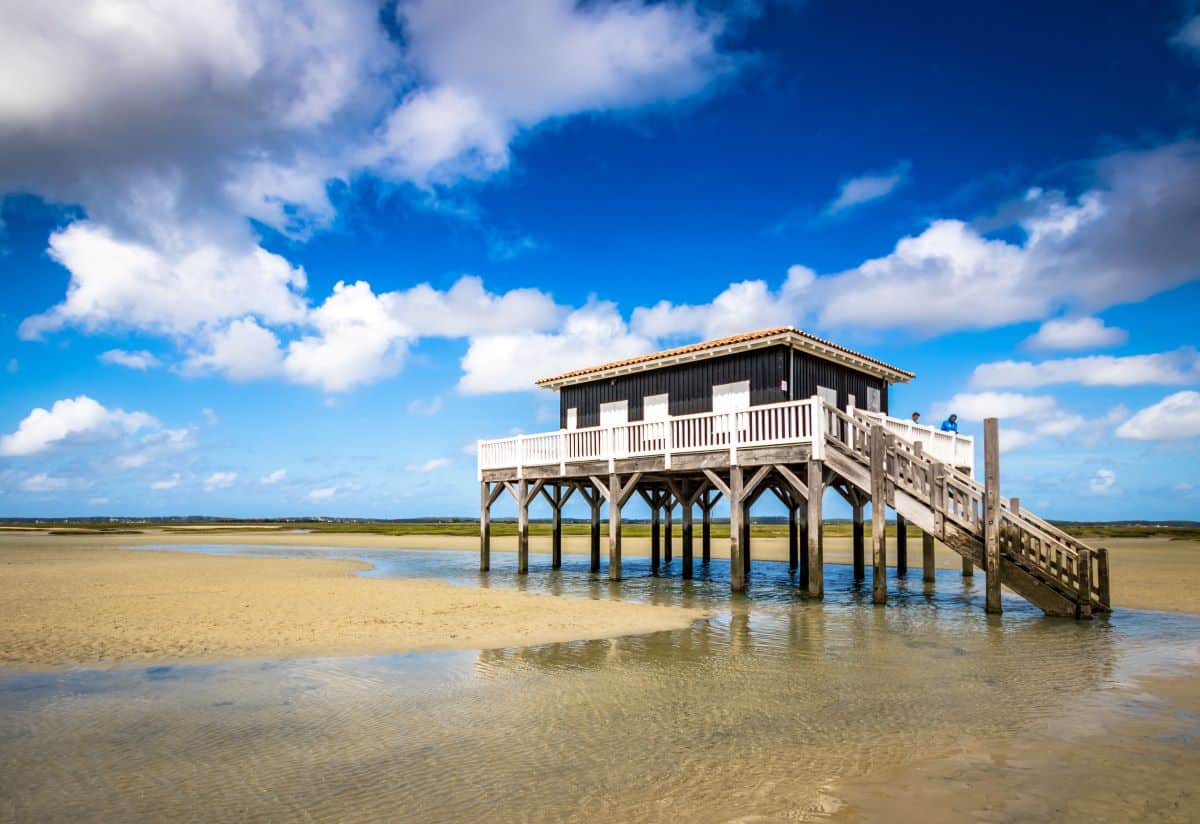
[600,400,629,426]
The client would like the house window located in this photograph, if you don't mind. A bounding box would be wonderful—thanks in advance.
[817,385,838,407]
[643,393,669,422]
[713,381,750,434]
[566,408,578,430]
[847,393,857,411]
[600,400,629,426]
[866,387,881,413]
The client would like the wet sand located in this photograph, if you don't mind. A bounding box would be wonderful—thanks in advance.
[15,528,1194,613]
[0,540,705,669]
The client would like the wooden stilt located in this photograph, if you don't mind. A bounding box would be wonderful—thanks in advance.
[589,489,602,573]
[649,494,661,571]
[679,482,695,580]
[480,482,492,572]
[517,478,530,575]
[983,418,1002,614]
[962,556,974,577]
[870,425,888,605]
[799,503,810,590]
[728,467,745,592]
[701,491,715,564]
[591,473,641,583]
[550,485,563,569]
[852,498,865,581]
[922,531,935,583]
[896,514,908,577]
[807,460,824,598]
[664,499,674,564]
[741,513,751,576]
[788,504,798,571]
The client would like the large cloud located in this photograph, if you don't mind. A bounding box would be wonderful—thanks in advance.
[970,348,1200,388]
[1116,391,1200,441]
[0,396,157,457]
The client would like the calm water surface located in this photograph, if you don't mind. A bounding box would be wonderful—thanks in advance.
[2,547,1198,822]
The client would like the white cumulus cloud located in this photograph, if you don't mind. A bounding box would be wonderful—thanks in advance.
[261,469,287,485]
[971,348,1200,389]
[98,349,161,370]
[1116,391,1200,441]
[203,471,237,491]
[0,396,157,457]
[1022,316,1127,351]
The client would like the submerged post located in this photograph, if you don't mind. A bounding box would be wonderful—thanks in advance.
[664,500,674,564]
[788,504,799,571]
[807,460,824,598]
[550,484,563,570]
[681,490,694,580]
[650,499,661,571]
[701,494,712,564]
[590,490,602,573]
[896,515,908,577]
[480,481,492,572]
[870,425,887,605]
[609,473,623,581]
[922,531,935,583]
[798,501,810,591]
[983,417,1002,614]
[729,466,745,592]
[517,478,530,575]
[852,498,865,581]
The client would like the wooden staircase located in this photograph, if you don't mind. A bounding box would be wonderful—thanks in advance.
[820,403,1111,618]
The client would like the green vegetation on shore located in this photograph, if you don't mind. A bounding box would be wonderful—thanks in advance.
[2,518,1199,541]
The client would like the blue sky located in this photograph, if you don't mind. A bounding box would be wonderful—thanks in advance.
[1,0,1199,521]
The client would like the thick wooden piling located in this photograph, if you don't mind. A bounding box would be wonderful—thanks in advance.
[983,418,1002,614]
[681,495,694,579]
[870,425,887,605]
[807,460,824,598]
[799,504,810,590]
[650,500,661,571]
[701,492,712,564]
[664,501,674,564]
[549,485,563,570]
[729,466,745,592]
[896,515,908,577]
[517,478,530,575]
[922,531,935,583]
[788,504,799,571]
[480,482,492,572]
[589,491,602,573]
[852,499,865,581]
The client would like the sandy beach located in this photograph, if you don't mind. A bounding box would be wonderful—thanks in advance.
[7,527,1193,612]
[0,539,706,669]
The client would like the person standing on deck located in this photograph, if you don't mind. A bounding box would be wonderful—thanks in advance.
[941,413,958,432]
[911,412,921,424]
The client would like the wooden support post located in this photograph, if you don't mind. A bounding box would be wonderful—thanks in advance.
[550,484,563,570]
[922,531,935,583]
[870,425,888,605]
[664,499,674,564]
[480,481,492,572]
[650,496,661,571]
[681,493,694,580]
[741,512,751,576]
[608,473,622,581]
[590,492,602,573]
[788,505,799,571]
[1077,548,1093,620]
[798,503,809,590]
[517,478,530,575]
[983,417,1002,614]
[701,495,712,564]
[852,499,865,581]
[807,460,824,598]
[1097,547,1111,609]
[896,515,908,577]
[729,466,745,592]
[962,555,974,577]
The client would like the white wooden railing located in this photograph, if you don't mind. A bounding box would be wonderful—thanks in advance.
[478,396,974,476]
[851,408,975,473]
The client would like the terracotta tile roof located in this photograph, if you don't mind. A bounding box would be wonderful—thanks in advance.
[536,326,914,386]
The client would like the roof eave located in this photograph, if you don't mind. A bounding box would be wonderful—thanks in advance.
[536,330,913,389]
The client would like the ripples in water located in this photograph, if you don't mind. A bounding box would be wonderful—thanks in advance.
[1,547,1198,823]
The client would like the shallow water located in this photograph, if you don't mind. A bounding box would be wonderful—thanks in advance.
[2,547,1199,822]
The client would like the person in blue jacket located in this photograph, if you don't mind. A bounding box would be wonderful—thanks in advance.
[940,413,958,432]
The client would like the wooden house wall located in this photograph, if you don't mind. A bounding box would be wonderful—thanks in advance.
[558,344,891,427]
